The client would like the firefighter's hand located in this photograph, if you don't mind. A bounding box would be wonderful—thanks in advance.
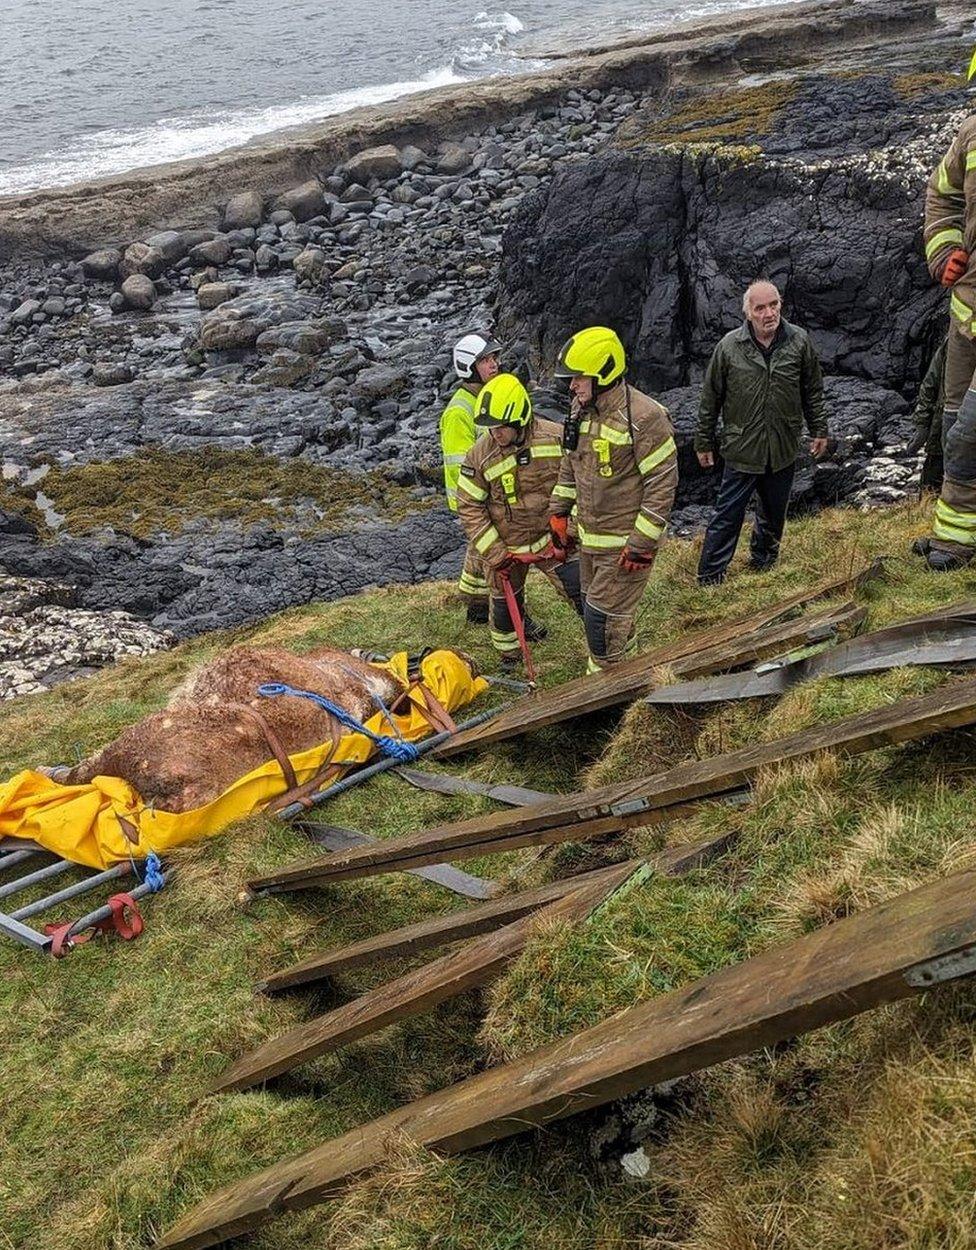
[810,438,829,459]
[697,450,715,469]
[618,548,655,574]
[549,515,571,554]
[492,553,517,575]
[906,428,928,456]
[941,248,970,287]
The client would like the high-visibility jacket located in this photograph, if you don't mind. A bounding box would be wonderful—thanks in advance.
[924,115,976,338]
[455,417,564,567]
[550,382,677,558]
[439,382,480,512]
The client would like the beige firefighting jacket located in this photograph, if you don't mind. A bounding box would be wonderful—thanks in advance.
[924,114,976,338]
[549,382,677,558]
[455,416,564,568]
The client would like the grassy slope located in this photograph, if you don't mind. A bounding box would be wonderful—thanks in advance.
[3,499,976,1250]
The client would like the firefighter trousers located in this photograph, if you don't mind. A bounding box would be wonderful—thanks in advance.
[580,550,652,673]
[931,322,976,561]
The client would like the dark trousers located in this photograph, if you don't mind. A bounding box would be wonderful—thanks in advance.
[698,462,795,585]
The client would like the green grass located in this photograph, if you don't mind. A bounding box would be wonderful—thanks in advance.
[4,498,976,1249]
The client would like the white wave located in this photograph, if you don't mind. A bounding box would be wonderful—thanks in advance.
[455,9,528,70]
[474,10,524,35]
[0,66,466,196]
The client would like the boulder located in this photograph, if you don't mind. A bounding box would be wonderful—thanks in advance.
[120,241,166,279]
[222,190,264,230]
[10,299,41,326]
[196,282,236,310]
[189,236,233,267]
[144,230,187,263]
[437,144,471,174]
[399,144,427,170]
[345,144,402,181]
[80,249,122,281]
[120,274,157,310]
[92,363,135,386]
[293,246,328,287]
[255,243,278,272]
[256,320,340,355]
[274,180,326,222]
[352,363,410,399]
[251,349,316,387]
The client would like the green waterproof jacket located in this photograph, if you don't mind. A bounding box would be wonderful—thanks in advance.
[694,320,828,474]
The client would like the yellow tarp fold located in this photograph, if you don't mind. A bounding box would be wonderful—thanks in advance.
[0,650,487,870]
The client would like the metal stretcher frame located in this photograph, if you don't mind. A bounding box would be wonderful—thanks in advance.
[0,842,168,954]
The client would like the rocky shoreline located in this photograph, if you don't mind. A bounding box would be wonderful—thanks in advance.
[1,0,972,695]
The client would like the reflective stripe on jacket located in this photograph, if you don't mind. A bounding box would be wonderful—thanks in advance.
[694,321,827,475]
[455,417,565,567]
[924,115,976,338]
[439,384,479,512]
[549,382,677,558]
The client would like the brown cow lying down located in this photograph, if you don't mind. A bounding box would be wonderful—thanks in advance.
[58,646,407,813]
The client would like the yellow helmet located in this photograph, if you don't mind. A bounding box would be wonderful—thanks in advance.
[555,326,626,387]
[475,373,532,428]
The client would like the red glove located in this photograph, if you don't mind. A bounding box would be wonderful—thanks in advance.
[547,515,572,550]
[618,547,655,573]
[941,248,970,287]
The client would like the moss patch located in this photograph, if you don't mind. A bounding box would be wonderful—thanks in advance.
[617,80,797,149]
[8,447,427,539]
[893,72,964,100]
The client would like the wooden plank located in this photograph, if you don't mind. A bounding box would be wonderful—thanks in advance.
[158,866,976,1250]
[258,834,732,995]
[211,861,638,1095]
[257,862,631,995]
[246,675,976,893]
[433,561,881,758]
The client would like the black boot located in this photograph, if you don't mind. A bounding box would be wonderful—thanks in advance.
[925,547,969,572]
[911,535,931,558]
[465,600,489,625]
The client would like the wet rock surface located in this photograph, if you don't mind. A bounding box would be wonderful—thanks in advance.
[0,4,968,689]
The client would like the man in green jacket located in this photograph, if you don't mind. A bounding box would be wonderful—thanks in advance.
[694,280,829,586]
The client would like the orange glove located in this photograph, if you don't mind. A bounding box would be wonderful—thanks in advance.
[941,248,970,287]
[618,547,655,573]
[549,515,571,554]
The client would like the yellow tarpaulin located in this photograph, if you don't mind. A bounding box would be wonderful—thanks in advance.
[0,650,487,871]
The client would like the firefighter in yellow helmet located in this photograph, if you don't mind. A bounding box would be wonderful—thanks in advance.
[455,373,583,666]
[440,331,501,620]
[549,327,677,672]
[917,49,976,570]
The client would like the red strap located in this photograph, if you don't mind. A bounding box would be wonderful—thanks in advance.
[44,892,144,957]
[499,570,538,687]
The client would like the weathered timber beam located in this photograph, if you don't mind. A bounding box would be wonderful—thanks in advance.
[158,864,976,1250]
[258,835,732,994]
[432,561,881,758]
[245,673,976,893]
[212,861,639,1095]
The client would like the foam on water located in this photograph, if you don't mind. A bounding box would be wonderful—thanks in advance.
[0,67,466,196]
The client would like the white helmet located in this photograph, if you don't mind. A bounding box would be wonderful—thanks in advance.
[453,331,502,380]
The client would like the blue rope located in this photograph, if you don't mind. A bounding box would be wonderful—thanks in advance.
[258,682,420,763]
[143,851,166,893]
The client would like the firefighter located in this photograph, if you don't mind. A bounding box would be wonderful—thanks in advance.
[455,373,583,666]
[549,326,677,672]
[440,331,501,620]
[919,50,976,570]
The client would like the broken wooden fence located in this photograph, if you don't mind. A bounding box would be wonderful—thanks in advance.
[158,866,976,1250]
[247,674,976,894]
[432,561,880,759]
[217,836,733,1094]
